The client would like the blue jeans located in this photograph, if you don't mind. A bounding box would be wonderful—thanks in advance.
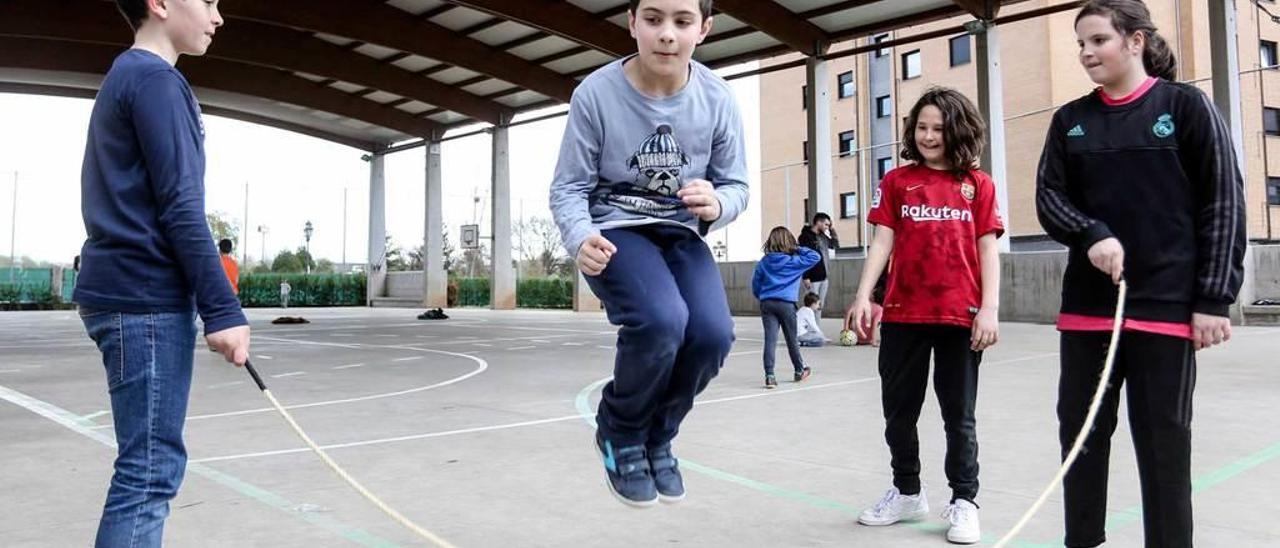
[760,299,804,376]
[80,307,197,548]
[584,225,735,448]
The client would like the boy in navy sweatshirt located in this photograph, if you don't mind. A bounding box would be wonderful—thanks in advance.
[75,1,248,545]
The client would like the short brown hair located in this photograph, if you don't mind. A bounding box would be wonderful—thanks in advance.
[629,0,713,20]
[900,86,986,181]
[115,0,148,31]
[803,292,820,307]
[762,226,798,254]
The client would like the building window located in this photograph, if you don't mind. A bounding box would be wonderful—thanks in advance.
[902,50,922,79]
[1263,40,1278,69]
[838,131,856,157]
[1266,107,1280,135]
[802,140,808,162]
[840,192,859,219]
[1269,177,1280,206]
[877,157,894,179]
[838,71,855,99]
[802,85,807,110]
[876,95,892,118]
[950,35,972,66]
[874,34,889,57]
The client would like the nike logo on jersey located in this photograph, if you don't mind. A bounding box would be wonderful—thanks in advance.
[906,184,924,191]
[1067,124,1085,138]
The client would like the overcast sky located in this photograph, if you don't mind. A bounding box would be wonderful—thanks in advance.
[0,65,762,269]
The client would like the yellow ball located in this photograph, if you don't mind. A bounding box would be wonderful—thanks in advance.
[839,329,856,346]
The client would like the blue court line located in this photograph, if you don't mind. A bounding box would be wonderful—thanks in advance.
[0,383,400,548]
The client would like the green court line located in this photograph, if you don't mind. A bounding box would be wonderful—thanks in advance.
[574,377,960,539]
[0,383,400,548]
[575,377,1280,547]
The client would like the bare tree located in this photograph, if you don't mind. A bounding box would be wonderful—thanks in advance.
[513,217,569,278]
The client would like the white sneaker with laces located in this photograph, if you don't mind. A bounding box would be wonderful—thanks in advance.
[857,486,929,526]
[942,499,980,544]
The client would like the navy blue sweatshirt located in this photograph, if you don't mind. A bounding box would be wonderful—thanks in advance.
[75,49,246,334]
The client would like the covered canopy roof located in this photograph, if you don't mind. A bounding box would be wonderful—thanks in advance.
[0,0,1024,151]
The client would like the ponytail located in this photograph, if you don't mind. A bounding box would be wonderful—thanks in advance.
[1142,29,1178,81]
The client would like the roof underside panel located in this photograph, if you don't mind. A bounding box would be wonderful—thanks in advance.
[0,1,1033,149]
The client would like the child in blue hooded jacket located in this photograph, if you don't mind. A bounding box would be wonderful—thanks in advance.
[752,226,821,388]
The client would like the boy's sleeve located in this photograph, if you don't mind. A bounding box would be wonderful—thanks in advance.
[549,87,603,258]
[1035,109,1113,249]
[132,72,246,334]
[1179,89,1247,316]
[974,172,1005,238]
[866,173,898,230]
[701,90,750,234]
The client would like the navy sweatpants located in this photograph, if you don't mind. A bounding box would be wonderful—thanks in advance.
[584,224,736,448]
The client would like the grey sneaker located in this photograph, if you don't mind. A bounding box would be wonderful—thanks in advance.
[595,432,657,508]
[647,442,685,503]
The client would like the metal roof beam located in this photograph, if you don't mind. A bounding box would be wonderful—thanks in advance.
[713,0,831,55]
[439,0,635,57]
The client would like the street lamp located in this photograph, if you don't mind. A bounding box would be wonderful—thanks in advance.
[303,220,314,273]
[257,225,269,268]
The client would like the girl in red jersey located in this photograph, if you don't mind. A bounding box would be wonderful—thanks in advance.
[1036,2,1245,546]
[843,87,1003,545]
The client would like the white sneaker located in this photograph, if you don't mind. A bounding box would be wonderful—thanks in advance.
[857,486,929,526]
[942,499,980,544]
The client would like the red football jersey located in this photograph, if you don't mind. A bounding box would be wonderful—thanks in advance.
[867,164,1004,328]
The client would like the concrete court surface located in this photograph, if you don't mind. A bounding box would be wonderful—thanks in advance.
[1,307,1278,547]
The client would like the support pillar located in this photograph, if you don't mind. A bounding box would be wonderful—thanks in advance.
[971,19,1012,252]
[366,152,387,305]
[805,57,834,222]
[491,124,516,310]
[422,141,447,308]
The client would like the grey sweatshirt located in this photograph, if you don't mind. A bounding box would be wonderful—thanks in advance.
[549,56,750,257]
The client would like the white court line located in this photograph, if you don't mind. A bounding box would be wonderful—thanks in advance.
[393,356,424,362]
[332,363,366,370]
[255,355,274,360]
[190,351,1056,463]
[271,372,306,379]
[208,381,245,389]
[596,345,613,350]
[472,343,493,348]
[562,342,583,346]
[177,337,489,421]
[191,376,880,463]
[508,346,536,351]
[82,410,110,420]
[0,369,18,373]
[529,339,552,344]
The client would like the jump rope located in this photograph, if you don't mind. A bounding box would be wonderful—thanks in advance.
[241,359,456,548]
[994,279,1128,547]
[235,279,1126,547]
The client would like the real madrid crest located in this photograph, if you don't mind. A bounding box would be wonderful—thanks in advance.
[960,182,975,201]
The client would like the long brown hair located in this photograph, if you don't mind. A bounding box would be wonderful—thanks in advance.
[761,226,798,254]
[1075,0,1177,81]
[899,86,985,181]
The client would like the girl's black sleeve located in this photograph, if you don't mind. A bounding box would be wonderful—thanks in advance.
[1035,108,1114,249]
[1179,88,1247,317]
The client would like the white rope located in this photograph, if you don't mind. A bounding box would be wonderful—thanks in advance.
[994,279,1128,548]
[260,388,457,547]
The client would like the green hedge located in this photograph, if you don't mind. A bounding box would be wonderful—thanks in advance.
[449,277,573,309]
[455,278,490,307]
[0,283,67,310]
[517,278,573,309]
[238,273,366,307]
